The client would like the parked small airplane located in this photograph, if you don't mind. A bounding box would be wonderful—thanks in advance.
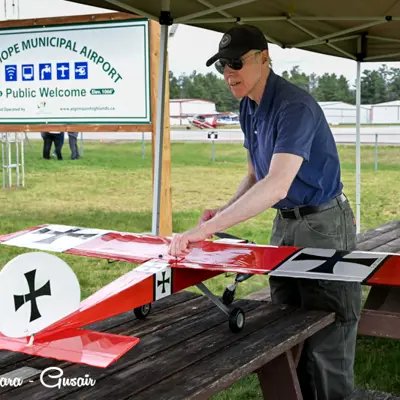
[187,113,219,129]
[0,224,398,368]
[187,112,239,129]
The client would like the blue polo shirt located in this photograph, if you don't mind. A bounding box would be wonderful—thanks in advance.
[240,69,343,209]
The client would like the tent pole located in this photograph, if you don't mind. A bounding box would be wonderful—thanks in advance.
[355,60,361,234]
[151,4,171,236]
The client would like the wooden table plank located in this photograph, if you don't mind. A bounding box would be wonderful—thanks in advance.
[130,309,334,400]
[350,388,400,400]
[358,309,400,339]
[357,227,400,251]
[357,220,400,246]
[368,237,400,253]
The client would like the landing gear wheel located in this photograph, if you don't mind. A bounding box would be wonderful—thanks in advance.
[222,287,236,305]
[134,303,151,320]
[229,307,245,333]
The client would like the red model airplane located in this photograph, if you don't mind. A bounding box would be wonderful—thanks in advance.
[0,223,399,368]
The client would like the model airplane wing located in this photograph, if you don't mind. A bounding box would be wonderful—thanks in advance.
[0,224,173,264]
[1,224,399,286]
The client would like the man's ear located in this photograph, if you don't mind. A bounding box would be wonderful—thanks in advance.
[261,50,269,66]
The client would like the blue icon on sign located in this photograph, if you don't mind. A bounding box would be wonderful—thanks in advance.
[39,63,52,80]
[74,62,88,79]
[57,62,70,80]
[5,65,17,81]
[22,64,34,81]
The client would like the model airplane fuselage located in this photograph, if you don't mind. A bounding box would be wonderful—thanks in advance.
[0,224,399,368]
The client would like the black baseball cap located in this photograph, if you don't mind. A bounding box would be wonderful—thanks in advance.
[206,24,268,67]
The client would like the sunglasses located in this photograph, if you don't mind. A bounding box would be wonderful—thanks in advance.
[214,51,261,75]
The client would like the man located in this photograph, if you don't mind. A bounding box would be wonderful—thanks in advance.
[168,24,362,400]
[68,132,80,160]
[41,131,63,160]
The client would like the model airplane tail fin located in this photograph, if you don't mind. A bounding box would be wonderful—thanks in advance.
[0,329,139,368]
[0,252,81,338]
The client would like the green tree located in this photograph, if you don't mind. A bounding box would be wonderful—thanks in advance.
[313,73,354,103]
[169,70,240,112]
[361,70,387,104]
[282,65,312,92]
[169,71,181,99]
[386,67,400,101]
[309,72,319,97]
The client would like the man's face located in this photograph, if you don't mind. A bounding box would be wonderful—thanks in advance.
[222,50,266,99]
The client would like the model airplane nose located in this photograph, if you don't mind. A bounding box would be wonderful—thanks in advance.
[0,252,80,338]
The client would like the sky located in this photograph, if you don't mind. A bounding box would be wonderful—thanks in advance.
[3,0,400,88]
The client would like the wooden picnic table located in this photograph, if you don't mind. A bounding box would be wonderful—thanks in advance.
[0,219,398,399]
[0,288,334,399]
[357,219,400,339]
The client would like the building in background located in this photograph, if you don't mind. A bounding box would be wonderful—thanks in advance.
[369,100,400,124]
[318,101,371,125]
[170,99,217,125]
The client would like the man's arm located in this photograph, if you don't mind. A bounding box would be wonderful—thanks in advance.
[218,151,257,212]
[201,153,304,235]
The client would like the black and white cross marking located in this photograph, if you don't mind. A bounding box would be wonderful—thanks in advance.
[157,271,171,294]
[292,250,381,274]
[154,268,172,300]
[271,248,387,281]
[32,227,97,245]
[14,269,51,322]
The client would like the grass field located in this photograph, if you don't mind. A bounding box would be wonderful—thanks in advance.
[0,140,399,397]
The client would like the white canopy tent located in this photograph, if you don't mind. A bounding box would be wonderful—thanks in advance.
[67,0,400,234]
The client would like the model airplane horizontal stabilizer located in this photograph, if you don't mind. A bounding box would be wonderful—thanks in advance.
[0,329,140,368]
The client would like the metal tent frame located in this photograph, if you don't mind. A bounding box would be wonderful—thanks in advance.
[66,0,400,234]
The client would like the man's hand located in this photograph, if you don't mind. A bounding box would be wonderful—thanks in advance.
[168,225,210,257]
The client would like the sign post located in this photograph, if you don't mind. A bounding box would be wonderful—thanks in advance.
[207,131,218,162]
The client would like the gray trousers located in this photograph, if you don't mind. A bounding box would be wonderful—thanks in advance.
[68,132,80,160]
[269,196,362,400]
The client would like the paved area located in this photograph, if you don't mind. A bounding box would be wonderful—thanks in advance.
[21,125,400,144]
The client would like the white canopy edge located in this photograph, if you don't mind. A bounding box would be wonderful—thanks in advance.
[100,0,400,60]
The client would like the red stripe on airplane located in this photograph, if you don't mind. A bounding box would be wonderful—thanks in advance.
[172,268,221,293]
[365,256,400,286]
